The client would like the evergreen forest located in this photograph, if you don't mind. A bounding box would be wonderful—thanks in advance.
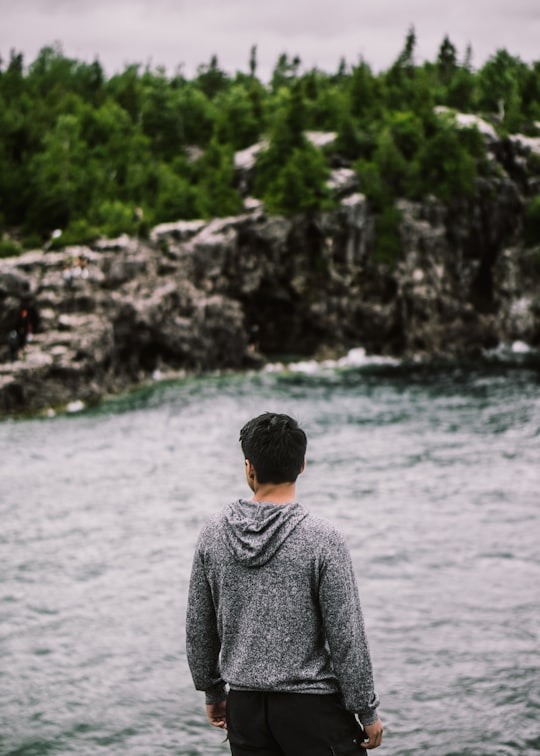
[1,29,540,256]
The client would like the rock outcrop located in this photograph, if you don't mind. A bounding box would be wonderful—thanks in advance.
[1,127,539,416]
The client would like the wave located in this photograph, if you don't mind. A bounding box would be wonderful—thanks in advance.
[265,348,400,376]
[483,341,540,364]
[265,343,540,379]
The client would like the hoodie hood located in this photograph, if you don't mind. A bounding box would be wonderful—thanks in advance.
[223,499,308,567]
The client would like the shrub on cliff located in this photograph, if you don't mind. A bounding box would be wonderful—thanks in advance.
[152,162,198,222]
[259,143,334,215]
[195,139,243,218]
[213,83,264,151]
[48,219,100,248]
[353,108,486,207]
[94,200,138,238]
[407,119,484,202]
[477,49,530,132]
[254,82,334,214]
[0,239,22,258]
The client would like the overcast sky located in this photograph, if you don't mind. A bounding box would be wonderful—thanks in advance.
[1,0,539,80]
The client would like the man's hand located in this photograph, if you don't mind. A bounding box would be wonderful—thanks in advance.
[362,718,383,749]
[206,699,227,729]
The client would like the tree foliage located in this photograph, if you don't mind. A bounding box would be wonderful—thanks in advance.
[0,35,538,246]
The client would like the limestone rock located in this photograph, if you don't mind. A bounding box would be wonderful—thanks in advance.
[1,128,539,416]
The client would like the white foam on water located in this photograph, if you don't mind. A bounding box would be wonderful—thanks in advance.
[511,340,531,354]
[66,400,85,413]
[484,341,537,362]
[266,347,401,375]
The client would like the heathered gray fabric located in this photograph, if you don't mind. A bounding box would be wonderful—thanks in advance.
[186,498,380,725]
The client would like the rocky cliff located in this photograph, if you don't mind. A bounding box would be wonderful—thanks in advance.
[1,127,539,416]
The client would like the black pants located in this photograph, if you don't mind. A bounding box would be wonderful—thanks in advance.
[226,690,367,756]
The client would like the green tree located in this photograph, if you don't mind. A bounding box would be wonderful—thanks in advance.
[446,66,477,111]
[437,35,458,84]
[27,44,77,99]
[387,111,424,160]
[477,49,525,129]
[335,112,374,160]
[305,82,346,132]
[383,28,435,115]
[140,71,186,159]
[348,59,378,121]
[80,98,136,196]
[27,113,89,231]
[354,159,388,209]
[255,76,334,215]
[1,50,25,101]
[196,55,229,99]
[107,65,143,122]
[73,59,105,107]
[373,128,408,197]
[271,53,301,92]
[261,143,332,215]
[195,139,243,218]
[395,26,417,70]
[408,119,481,201]
[122,130,158,205]
[94,199,137,238]
[0,89,33,225]
[153,162,198,222]
[249,45,257,78]
[173,84,216,147]
[521,62,540,121]
[213,84,261,150]
[255,88,305,196]
[353,123,409,208]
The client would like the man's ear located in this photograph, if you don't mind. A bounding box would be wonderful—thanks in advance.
[245,459,256,481]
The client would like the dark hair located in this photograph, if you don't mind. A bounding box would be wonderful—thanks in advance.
[239,413,307,484]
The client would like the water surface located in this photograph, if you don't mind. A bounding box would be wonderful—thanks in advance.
[1,358,539,755]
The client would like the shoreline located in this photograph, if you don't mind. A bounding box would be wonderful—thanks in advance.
[4,342,538,421]
[1,175,539,418]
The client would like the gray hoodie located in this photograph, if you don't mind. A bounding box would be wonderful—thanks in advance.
[185,499,379,725]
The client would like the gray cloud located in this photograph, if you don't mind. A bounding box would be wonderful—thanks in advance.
[0,0,538,79]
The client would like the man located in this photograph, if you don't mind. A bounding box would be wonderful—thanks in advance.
[186,412,383,754]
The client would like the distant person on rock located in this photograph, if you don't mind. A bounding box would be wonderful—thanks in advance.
[77,253,89,279]
[6,305,36,360]
[186,412,383,754]
[19,307,31,345]
[63,257,76,288]
[25,302,40,341]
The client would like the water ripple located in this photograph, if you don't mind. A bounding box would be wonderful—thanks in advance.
[1,365,538,754]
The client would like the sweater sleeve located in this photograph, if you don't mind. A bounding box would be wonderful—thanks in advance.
[318,530,380,724]
[185,537,227,704]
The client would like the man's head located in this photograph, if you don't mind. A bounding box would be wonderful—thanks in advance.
[239,413,307,484]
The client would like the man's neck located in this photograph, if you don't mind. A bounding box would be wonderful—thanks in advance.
[251,481,297,505]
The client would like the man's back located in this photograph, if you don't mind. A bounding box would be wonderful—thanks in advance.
[187,498,378,719]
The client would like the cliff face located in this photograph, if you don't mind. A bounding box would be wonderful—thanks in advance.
[1,131,539,416]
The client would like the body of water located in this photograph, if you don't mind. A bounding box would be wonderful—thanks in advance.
[1,353,539,755]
